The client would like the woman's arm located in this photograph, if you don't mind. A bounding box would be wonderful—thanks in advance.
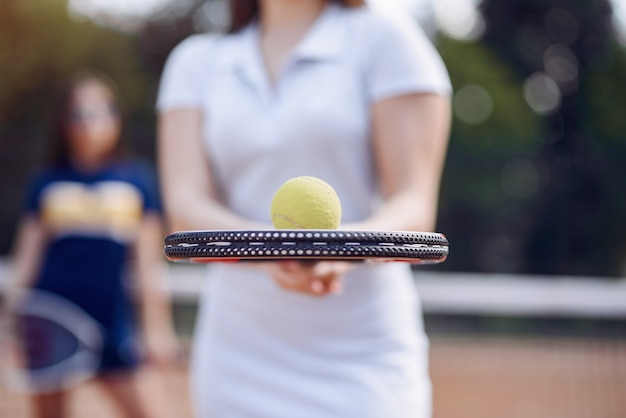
[265,93,450,297]
[132,212,180,365]
[157,108,267,232]
[158,108,336,296]
[282,93,450,296]
[2,215,47,318]
[353,92,451,232]
[8,215,47,293]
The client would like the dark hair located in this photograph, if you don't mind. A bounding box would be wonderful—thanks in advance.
[50,70,128,166]
[228,0,365,33]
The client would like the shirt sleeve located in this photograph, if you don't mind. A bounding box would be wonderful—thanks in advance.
[156,34,215,111]
[23,171,49,215]
[363,12,452,102]
[134,162,162,213]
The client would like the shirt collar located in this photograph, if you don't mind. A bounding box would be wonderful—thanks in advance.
[292,3,345,61]
[219,2,346,70]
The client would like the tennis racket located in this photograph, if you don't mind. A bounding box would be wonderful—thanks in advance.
[0,289,103,394]
[164,229,449,264]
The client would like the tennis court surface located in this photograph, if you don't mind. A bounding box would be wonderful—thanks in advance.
[1,336,625,418]
[1,269,625,418]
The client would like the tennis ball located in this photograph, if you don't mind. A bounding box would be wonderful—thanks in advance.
[271,176,342,230]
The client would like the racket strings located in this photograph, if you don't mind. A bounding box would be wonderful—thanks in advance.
[1,291,104,394]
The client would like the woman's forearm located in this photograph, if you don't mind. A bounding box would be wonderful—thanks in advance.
[358,93,450,233]
[165,190,268,232]
[133,214,178,343]
[348,190,438,232]
[159,109,269,233]
[8,216,46,291]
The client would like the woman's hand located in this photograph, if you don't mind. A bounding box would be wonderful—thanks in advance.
[262,261,357,297]
[144,328,185,369]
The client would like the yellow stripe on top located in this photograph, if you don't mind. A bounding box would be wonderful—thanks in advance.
[40,181,143,240]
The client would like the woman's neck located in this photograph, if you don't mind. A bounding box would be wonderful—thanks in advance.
[258,0,327,32]
[68,154,114,173]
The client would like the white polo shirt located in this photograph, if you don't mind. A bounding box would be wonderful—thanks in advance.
[158,4,449,225]
[158,4,450,418]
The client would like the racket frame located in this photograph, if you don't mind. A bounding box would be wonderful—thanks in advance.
[164,229,449,264]
[0,290,104,394]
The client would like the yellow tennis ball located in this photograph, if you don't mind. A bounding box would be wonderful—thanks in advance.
[271,176,342,230]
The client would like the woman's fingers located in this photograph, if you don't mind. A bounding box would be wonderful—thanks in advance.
[268,261,349,297]
[310,262,345,294]
[272,263,326,296]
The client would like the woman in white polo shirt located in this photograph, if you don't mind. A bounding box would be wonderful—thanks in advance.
[157,0,450,416]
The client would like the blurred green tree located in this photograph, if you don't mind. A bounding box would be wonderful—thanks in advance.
[433,0,626,275]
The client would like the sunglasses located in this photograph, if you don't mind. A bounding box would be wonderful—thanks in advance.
[67,103,119,125]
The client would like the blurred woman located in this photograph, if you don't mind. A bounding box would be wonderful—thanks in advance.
[9,71,179,418]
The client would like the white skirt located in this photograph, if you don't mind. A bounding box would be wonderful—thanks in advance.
[190,262,431,418]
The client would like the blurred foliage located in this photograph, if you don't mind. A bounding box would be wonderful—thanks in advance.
[430,0,626,276]
[0,0,149,124]
[434,39,544,275]
[583,49,626,143]
[1,0,625,276]
[439,37,542,152]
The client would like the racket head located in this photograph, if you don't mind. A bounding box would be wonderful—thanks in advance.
[0,290,103,394]
[164,229,449,264]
